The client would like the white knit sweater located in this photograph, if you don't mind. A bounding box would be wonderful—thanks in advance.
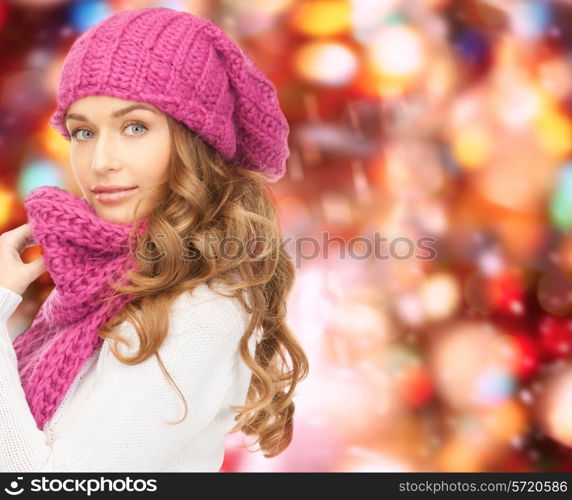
[0,282,256,472]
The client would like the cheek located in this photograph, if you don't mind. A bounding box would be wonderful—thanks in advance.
[154,162,171,184]
[70,162,90,190]
[131,168,168,188]
[70,149,90,175]
[130,140,171,184]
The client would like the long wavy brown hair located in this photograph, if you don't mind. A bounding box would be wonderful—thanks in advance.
[95,114,309,459]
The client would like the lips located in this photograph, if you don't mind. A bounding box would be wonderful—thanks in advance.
[94,187,139,204]
[92,186,137,193]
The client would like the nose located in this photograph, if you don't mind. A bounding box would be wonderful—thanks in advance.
[90,130,121,172]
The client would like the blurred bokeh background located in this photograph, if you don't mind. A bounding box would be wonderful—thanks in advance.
[3,0,572,472]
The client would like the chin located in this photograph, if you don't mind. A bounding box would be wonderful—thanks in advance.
[95,207,134,224]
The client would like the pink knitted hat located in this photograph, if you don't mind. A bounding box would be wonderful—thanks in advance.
[49,7,290,182]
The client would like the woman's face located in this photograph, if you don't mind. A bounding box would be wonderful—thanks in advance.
[65,95,172,224]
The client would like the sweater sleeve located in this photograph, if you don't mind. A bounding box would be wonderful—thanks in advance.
[0,285,251,472]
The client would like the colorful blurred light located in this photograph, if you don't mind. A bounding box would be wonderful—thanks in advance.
[0,186,16,229]
[395,291,425,327]
[368,24,425,82]
[306,366,396,442]
[332,300,393,344]
[537,269,572,315]
[479,398,528,444]
[549,162,572,230]
[17,159,65,199]
[0,70,51,113]
[539,58,572,99]
[538,315,572,360]
[220,0,294,35]
[492,81,541,129]
[419,272,461,321]
[537,365,572,447]
[158,0,185,10]
[397,366,435,409]
[558,236,572,275]
[277,195,311,233]
[486,269,527,315]
[39,123,71,168]
[294,42,358,87]
[338,446,411,472]
[223,0,293,17]
[474,367,516,406]
[509,334,540,380]
[291,0,351,37]
[510,0,552,40]
[535,104,572,158]
[69,0,112,33]
[437,433,490,472]
[349,0,400,43]
[430,322,519,409]
[451,125,490,169]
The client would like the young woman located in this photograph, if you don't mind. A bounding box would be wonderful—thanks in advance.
[0,7,308,472]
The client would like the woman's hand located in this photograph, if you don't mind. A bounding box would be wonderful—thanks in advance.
[0,223,46,296]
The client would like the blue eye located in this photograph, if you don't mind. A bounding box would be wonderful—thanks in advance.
[71,128,93,140]
[125,123,148,136]
[70,122,148,141]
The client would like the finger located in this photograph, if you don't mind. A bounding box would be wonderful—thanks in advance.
[21,223,39,248]
[26,255,46,281]
[2,223,38,254]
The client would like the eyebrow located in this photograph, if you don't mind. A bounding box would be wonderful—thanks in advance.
[65,104,158,123]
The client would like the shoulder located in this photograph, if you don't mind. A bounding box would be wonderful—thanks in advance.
[110,281,252,357]
[169,281,249,335]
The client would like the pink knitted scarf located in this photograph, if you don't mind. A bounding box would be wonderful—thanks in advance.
[13,185,148,430]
